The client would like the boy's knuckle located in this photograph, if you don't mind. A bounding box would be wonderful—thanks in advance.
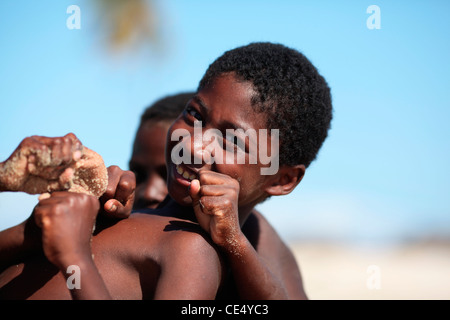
[89,198,98,208]
[108,165,120,174]
[124,171,136,183]
[198,172,207,183]
[53,137,63,145]
[21,137,32,146]
[201,198,213,210]
[52,205,65,217]
[227,187,238,198]
[119,179,131,190]
[222,198,232,207]
[65,132,77,140]
[105,185,115,197]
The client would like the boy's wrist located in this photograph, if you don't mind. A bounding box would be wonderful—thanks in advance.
[52,250,94,272]
[219,230,250,259]
[60,254,112,300]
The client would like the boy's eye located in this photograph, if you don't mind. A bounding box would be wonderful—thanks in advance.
[184,105,203,122]
[225,134,246,152]
[226,135,238,145]
[129,163,148,185]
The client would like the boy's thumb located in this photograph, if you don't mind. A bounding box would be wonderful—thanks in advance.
[189,179,210,233]
[189,179,201,212]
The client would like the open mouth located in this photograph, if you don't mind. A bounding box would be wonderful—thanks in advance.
[175,164,197,182]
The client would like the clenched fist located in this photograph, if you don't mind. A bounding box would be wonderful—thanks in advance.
[189,170,242,251]
[0,133,108,198]
[33,191,99,269]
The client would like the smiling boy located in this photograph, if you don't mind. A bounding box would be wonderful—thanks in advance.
[0,42,332,299]
[160,42,332,298]
[130,92,305,299]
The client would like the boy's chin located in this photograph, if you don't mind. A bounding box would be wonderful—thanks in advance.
[168,185,193,207]
[175,196,193,207]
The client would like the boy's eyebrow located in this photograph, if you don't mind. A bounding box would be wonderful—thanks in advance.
[192,95,209,113]
[192,94,251,131]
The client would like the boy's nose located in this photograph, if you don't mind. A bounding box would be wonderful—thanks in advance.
[193,133,221,168]
[177,133,216,168]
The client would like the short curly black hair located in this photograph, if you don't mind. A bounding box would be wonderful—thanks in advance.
[198,42,332,168]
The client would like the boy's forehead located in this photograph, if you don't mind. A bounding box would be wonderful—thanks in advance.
[133,121,168,156]
[196,73,268,130]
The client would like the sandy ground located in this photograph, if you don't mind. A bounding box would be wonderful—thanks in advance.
[289,241,450,300]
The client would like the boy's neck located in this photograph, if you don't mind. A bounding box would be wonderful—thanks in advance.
[159,197,197,222]
[238,204,257,227]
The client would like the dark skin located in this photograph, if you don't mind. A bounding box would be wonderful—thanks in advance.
[0,166,135,276]
[0,192,223,299]
[130,75,307,299]
[0,135,135,273]
[0,136,224,299]
[129,121,169,210]
[1,72,307,299]
[164,73,307,299]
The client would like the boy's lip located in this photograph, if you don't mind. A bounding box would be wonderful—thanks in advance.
[173,163,199,185]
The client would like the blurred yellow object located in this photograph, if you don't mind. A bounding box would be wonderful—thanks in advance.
[95,0,159,52]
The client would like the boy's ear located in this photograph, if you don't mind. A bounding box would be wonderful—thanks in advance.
[264,164,305,196]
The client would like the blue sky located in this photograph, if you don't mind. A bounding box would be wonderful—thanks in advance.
[0,0,449,244]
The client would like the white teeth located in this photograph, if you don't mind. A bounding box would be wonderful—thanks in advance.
[176,165,196,181]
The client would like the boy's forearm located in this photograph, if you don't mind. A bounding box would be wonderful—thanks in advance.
[0,218,41,271]
[60,256,112,300]
[223,233,289,300]
[0,223,26,271]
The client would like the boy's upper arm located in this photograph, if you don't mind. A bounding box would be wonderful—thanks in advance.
[0,218,40,272]
[153,231,223,300]
[251,211,307,299]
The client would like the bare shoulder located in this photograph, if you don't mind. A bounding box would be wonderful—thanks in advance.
[93,213,224,299]
[252,209,301,272]
[132,215,225,299]
[114,213,224,273]
[94,213,218,258]
[156,217,218,252]
[94,213,219,255]
[159,217,224,277]
[244,209,291,255]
